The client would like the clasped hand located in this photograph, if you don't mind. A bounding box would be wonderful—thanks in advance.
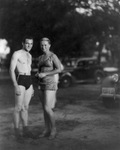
[35,72,46,78]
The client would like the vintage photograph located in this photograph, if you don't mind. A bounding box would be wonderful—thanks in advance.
[0,0,120,150]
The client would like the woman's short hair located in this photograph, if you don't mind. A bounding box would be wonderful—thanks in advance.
[40,37,51,45]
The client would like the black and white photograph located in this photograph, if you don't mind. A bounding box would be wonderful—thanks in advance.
[0,0,120,150]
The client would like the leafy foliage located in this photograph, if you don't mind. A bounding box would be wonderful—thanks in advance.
[0,0,120,60]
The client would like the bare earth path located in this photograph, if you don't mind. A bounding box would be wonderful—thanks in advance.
[0,72,120,150]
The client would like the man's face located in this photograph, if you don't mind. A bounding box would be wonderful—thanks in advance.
[23,39,33,52]
[40,40,50,53]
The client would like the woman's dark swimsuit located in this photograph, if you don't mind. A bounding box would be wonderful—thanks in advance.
[17,75,32,90]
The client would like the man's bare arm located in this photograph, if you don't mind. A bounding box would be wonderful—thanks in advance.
[9,52,19,86]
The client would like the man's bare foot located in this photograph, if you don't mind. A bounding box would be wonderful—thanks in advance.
[14,128,24,142]
[22,126,35,139]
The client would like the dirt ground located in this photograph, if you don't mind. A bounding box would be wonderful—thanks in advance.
[0,71,120,150]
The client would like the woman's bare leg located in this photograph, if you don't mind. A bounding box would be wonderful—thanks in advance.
[39,91,50,137]
[44,90,57,139]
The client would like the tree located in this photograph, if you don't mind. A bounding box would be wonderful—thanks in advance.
[0,0,120,61]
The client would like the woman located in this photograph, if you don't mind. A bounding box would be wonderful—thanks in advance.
[36,37,61,139]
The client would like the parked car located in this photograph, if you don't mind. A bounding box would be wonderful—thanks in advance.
[59,57,119,88]
[99,74,120,108]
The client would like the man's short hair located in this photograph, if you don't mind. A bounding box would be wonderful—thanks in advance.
[40,37,51,45]
[22,36,33,43]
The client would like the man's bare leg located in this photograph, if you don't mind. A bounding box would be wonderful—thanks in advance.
[14,86,25,138]
[21,85,33,137]
[20,106,28,127]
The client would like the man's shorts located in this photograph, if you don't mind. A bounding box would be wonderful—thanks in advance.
[17,75,32,90]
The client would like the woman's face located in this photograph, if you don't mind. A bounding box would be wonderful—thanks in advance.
[40,40,51,53]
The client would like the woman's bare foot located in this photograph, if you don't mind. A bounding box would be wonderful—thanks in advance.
[48,129,57,140]
[39,130,50,138]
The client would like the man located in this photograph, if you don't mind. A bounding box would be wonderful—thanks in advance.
[9,36,34,140]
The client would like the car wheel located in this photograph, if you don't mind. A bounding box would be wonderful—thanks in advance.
[60,76,72,88]
[95,72,104,84]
